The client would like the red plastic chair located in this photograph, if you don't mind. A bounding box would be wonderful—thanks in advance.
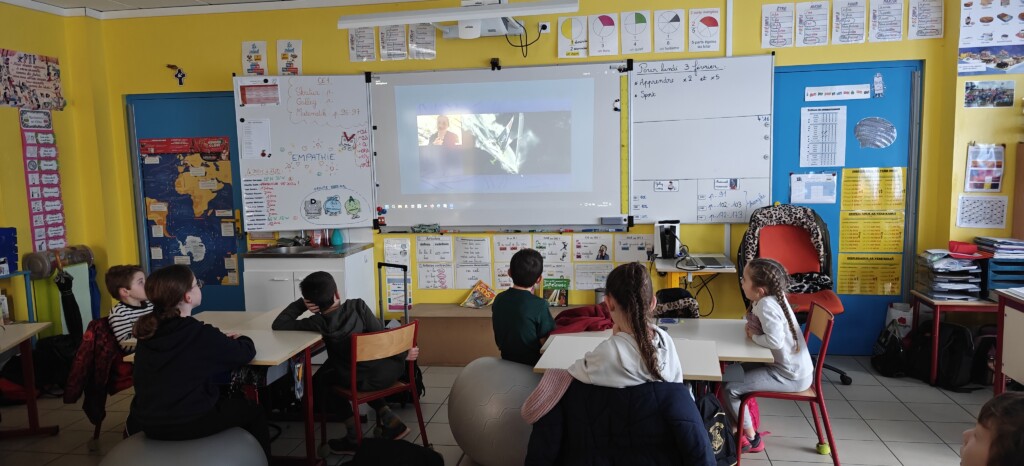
[736,303,839,466]
[320,321,429,447]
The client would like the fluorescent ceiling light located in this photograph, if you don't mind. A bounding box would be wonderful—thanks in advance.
[337,0,578,29]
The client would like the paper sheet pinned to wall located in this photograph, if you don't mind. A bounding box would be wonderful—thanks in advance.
[957,195,1008,229]
[790,173,837,204]
[239,119,272,159]
[800,106,846,167]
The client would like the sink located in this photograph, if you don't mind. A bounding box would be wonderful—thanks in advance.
[258,246,315,254]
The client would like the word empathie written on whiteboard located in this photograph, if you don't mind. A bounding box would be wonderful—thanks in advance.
[629,55,774,224]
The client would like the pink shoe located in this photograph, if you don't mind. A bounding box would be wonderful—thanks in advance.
[740,432,766,453]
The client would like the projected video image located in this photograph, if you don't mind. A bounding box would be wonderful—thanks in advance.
[415,112,571,187]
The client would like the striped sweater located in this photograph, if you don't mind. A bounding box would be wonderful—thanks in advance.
[108,301,153,351]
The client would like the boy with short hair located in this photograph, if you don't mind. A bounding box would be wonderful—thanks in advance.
[272,271,418,454]
[105,265,153,352]
[491,248,555,366]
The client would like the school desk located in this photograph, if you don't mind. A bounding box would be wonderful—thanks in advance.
[534,335,723,381]
[654,254,738,287]
[993,289,1024,396]
[910,290,999,386]
[0,321,59,440]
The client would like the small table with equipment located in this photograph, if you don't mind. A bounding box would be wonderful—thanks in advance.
[909,290,999,386]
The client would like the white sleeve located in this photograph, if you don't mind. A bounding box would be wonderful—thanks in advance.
[751,298,788,350]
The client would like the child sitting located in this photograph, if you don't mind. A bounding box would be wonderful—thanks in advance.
[105,265,153,352]
[725,258,813,453]
[491,248,556,366]
[272,271,418,454]
[960,391,1024,466]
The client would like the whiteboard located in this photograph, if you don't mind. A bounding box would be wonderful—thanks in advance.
[233,75,373,231]
[629,55,774,224]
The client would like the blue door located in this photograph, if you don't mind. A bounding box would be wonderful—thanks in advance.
[773,61,921,354]
[127,93,246,311]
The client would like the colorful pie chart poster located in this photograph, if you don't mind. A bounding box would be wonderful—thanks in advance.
[621,11,652,54]
[654,9,686,53]
[689,8,721,52]
[589,13,619,56]
[558,16,589,58]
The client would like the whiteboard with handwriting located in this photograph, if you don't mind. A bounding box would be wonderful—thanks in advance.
[629,55,774,224]
[233,75,372,231]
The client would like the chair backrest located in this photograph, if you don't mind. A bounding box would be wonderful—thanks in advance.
[805,302,835,391]
[759,225,821,274]
[351,321,417,363]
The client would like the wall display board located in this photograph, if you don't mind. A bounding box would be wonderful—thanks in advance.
[630,54,774,224]
[233,75,373,231]
[371,63,624,227]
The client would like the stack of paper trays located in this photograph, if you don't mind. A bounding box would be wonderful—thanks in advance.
[975,237,1024,259]
[915,251,982,301]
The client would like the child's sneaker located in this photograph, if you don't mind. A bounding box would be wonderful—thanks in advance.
[328,437,359,455]
[741,432,765,453]
[377,419,411,441]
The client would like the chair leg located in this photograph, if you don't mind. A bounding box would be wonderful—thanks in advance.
[808,401,825,446]
[412,391,429,448]
[735,397,750,466]
[320,397,327,447]
[351,400,363,443]
[818,400,840,466]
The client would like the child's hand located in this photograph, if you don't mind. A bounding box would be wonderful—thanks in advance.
[745,326,754,338]
[406,346,420,361]
[303,299,321,313]
[224,332,241,339]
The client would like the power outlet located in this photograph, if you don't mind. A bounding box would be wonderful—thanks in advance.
[539,22,551,34]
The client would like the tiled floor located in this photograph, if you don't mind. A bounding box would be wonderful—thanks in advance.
[0,358,993,465]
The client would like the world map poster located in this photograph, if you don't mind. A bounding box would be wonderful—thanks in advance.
[138,137,239,286]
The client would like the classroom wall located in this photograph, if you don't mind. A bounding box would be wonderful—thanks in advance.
[1,0,1013,321]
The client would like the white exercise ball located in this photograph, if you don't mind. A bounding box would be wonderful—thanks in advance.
[448,357,542,466]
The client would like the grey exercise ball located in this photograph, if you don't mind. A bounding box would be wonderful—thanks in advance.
[448,357,542,466]
[100,427,266,466]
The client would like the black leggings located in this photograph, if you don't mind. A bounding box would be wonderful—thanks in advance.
[134,398,271,458]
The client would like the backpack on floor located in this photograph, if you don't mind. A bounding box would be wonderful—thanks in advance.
[907,320,975,389]
[871,320,908,378]
[971,324,998,386]
[350,438,443,466]
[695,384,738,466]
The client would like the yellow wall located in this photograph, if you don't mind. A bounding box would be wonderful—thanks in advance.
[1,0,1011,319]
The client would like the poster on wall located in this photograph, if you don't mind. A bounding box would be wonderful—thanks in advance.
[621,11,652,54]
[1,49,65,110]
[965,143,1005,192]
[241,41,267,76]
[796,1,830,47]
[558,16,589,58]
[958,0,1024,75]
[588,13,619,56]
[20,109,67,251]
[277,40,302,75]
[832,0,866,44]
[688,8,721,52]
[964,80,1014,107]
[653,9,686,53]
[138,137,239,286]
[761,3,795,49]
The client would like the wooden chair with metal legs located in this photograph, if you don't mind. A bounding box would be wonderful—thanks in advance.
[736,303,840,466]
[319,320,429,448]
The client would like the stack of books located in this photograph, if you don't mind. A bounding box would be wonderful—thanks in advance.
[974,237,1024,259]
[915,251,983,301]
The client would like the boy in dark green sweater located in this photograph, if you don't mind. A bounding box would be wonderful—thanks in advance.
[491,248,556,366]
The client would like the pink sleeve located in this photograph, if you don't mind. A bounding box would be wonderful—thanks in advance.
[521,369,574,424]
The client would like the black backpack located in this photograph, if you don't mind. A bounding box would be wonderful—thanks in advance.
[907,320,975,389]
[350,438,442,466]
[695,385,738,466]
[386,361,425,406]
[871,320,908,378]
[972,324,998,385]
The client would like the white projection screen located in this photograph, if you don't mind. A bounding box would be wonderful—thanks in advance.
[371,63,623,228]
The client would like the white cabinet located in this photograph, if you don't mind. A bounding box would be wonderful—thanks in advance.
[242,247,375,313]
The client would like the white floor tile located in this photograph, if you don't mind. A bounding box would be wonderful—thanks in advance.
[430,404,449,423]
[45,453,104,466]
[877,374,932,388]
[759,415,816,438]
[947,443,962,457]
[940,388,994,406]
[418,386,450,405]
[887,385,954,404]
[0,451,61,465]
[736,459,771,466]
[836,385,898,402]
[906,402,976,423]
[826,368,881,386]
[959,403,983,418]
[761,435,833,463]
[433,444,463,466]
[866,419,943,443]
[423,422,457,446]
[820,417,879,441]
[926,422,975,444]
[798,399,860,419]
[16,428,92,453]
[270,436,304,456]
[849,401,917,421]
[827,438,900,465]
[885,441,961,466]
[756,398,804,417]
[459,454,482,465]
[422,371,458,388]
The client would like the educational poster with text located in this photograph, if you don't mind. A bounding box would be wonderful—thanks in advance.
[575,263,614,290]
[762,3,795,48]
[800,106,847,167]
[558,16,589,58]
[383,238,412,310]
[837,253,902,295]
[493,234,531,289]
[417,263,452,290]
[839,211,905,253]
[20,110,66,251]
[958,0,1024,75]
[0,49,65,110]
[964,143,1004,193]
[575,234,614,261]
[534,234,572,264]
[137,137,238,286]
[408,24,437,60]
[621,11,652,54]
[380,25,408,61]
[277,40,302,75]
[653,9,686,52]
[832,0,867,44]
[416,235,453,262]
[689,8,721,52]
[796,1,830,47]
[869,0,905,43]
[455,237,492,288]
[349,27,377,62]
[614,234,654,263]
[588,13,619,56]
[241,41,267,76]
[840,167,905,211]
[909,0,943,40]
[957,195,1008,229]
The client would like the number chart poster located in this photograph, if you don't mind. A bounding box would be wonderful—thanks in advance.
[138,137,239,286]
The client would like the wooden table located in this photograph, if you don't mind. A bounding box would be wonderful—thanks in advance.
[994,289,1024,396]
[535,334,723,381]
[126,314,323,466]
[0,322,59,440]
[910,290,999,385]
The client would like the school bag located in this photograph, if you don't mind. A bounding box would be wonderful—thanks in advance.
[695,384,738,466]
[906,320,975,389]
[385,360,425,407]
[349,438,443,466]
[971,324,998,385]
[871,320,908,378]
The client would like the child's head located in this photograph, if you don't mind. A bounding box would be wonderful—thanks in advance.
[742,258,789,303]
[105,265,146,305]
[135,265,199,340]
[604,262,662,381]
[962,392,1024,466]
[299,271,339,312]
[509,249,544,288]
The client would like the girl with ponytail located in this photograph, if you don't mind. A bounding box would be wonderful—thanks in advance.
[725,258,814,453]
